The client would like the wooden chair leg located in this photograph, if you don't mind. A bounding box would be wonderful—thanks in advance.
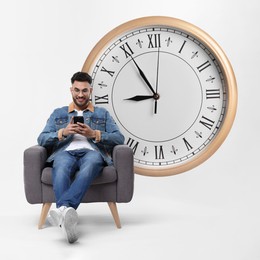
[38,203,52,229]
[107,202,121,229]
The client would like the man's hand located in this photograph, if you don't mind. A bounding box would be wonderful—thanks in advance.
[75,122,96,138]
[62,117,77,137]
[62,117,95,138]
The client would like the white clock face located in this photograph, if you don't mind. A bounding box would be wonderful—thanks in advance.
[83,19,236,176]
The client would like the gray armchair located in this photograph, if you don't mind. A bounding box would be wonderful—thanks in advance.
[23,144,134,229]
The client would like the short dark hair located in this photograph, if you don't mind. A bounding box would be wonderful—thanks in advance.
[71,72,92,85]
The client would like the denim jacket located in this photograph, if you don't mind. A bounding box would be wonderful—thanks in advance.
[37,102,125,165]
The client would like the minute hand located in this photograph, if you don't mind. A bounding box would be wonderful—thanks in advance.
[131,56,156,95]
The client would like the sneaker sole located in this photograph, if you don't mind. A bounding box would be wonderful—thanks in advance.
[62,208,79,243]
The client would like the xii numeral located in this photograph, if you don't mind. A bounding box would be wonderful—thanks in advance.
[148,34,161,48]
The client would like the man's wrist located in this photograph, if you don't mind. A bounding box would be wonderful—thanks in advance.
[58,128,67,141]
[94,130,101,143]
[62,129,67,138]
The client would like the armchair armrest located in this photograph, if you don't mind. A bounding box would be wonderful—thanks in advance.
[23,145,47,204]
[112,145,134,202]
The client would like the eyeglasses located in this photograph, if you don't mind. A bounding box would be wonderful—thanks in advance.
[72,88,89,95]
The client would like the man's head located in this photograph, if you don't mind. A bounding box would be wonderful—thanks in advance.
[70,72,93,110]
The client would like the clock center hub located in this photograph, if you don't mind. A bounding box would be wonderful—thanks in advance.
[153,93,160,100]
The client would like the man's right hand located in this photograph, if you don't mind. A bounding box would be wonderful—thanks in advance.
[62,117,80,137]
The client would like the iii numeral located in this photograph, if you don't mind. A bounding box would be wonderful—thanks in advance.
[206,89,220,99]
[148,34,161,48]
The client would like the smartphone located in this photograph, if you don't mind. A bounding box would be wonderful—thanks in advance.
[73,116,84,124]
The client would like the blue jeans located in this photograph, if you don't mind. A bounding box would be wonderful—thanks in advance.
[52,149,105,209]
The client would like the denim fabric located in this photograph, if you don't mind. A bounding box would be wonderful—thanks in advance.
[37,105,125,165]
[52,149,105,209]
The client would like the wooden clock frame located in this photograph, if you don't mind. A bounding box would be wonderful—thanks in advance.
[82,16,237,176]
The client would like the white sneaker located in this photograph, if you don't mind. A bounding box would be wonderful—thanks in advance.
[48,206,67,227]
[61,207,79,244]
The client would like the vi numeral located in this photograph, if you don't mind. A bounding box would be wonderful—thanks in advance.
[155,145,164,159]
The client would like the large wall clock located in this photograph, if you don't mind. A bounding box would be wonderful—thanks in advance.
[82,16,237,176]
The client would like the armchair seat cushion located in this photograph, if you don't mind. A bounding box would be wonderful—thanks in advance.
[41,165,117,186]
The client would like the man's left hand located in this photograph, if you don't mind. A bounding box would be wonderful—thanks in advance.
[75,123,96,139]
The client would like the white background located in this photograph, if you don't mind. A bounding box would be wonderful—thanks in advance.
[1,0,260,259]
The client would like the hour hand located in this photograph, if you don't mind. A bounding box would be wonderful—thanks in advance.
[124,95,154,101]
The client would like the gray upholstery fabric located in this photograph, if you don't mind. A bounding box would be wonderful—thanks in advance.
[23,145,134,205]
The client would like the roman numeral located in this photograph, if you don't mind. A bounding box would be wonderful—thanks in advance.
[197,60,211,72]
[199,116,215,130]
[94,94,109,104]
[183,138,193,151]
[155,145,164,159]
[206,89,220,99]
[178,40,187,53]
[148,34,161,48]
[101,66,115,77]
[119,42,134,58]
[126,138,139,155]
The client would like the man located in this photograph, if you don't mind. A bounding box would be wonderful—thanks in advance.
[37,72,125,243]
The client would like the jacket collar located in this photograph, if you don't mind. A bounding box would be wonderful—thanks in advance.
[68,102,94,113]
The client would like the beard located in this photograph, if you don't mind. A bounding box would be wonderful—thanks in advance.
[72,96,89,110]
